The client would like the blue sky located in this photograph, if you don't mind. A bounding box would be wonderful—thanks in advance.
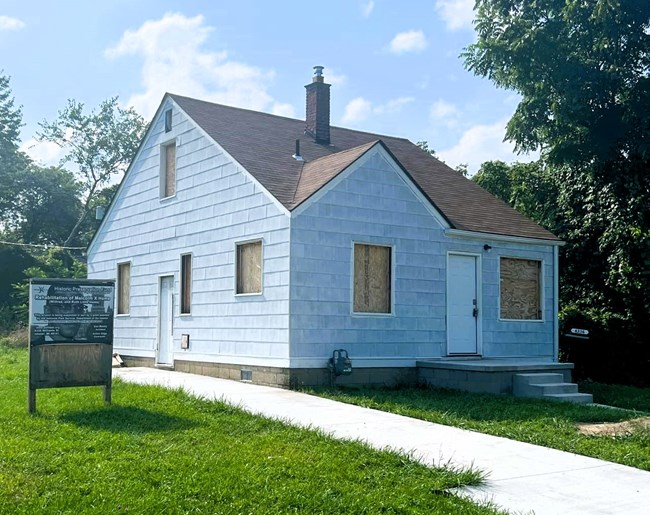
[1,1,534,174]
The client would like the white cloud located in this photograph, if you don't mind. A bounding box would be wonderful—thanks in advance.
[271,102,296,118]
[341,96,414,123]
[374,96,414,114]
[0,15,25,31]
[361,1,375,18]
[325,68,347,87]
[435,0,475,31]
[20,138,65,167]
[389,30,428,54]
[438,118,538,175]
[341,97,372,123]
[430,99,461,128]
[105,12,291,119]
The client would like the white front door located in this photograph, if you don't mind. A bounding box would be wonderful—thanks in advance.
[447,254,479,355]
[157,276,174,365]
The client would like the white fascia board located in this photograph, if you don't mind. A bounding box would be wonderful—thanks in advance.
[290,143,450,230]
[445,228,565,247]
[172,99,291,218]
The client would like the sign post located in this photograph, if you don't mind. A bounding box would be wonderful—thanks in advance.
[28,278,115,413]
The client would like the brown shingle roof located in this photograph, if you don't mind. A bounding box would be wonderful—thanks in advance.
[170,94,558,241]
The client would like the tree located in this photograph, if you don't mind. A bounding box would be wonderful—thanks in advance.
[37,97,147,247]
[472,160,559,229]
[0,72,31,223]
[464,0,650,382]
[2,165,82,245]
[464,0,650,167]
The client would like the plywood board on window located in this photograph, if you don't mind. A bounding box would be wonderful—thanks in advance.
[117,263,130,315]
[165,143,176,197]
[237,242,262,294]
[500,258,541,320]
[354,244,391,313]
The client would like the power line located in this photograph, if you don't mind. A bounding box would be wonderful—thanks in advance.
[0,240,86,250]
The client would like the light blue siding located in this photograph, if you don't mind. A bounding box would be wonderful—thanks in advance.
[87,99,290,365]
[289,148,556,367]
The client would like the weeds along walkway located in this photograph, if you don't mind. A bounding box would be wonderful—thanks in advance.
[114,368,650,515]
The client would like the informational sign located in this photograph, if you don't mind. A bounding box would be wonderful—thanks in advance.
[570,328,589,336]
[28,278,115,413]
[30,280,114,345]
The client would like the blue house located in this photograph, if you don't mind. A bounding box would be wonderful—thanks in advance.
[88,67,589,400]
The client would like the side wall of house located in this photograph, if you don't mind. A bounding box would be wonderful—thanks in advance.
[289,148,555,370]
[87,99,291,367]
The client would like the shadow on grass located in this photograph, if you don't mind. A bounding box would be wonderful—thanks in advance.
[59,405,200,434]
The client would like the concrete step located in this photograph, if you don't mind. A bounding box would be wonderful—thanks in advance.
[514,372,565,386]
[513,373,593,404]
[545,392,594,404]
[527,382,579,396]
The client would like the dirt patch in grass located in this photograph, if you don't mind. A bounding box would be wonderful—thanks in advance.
[577,417,650,436]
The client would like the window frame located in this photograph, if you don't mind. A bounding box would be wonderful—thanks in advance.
[164,109,172,133]
[116,261,131,316]
[234,240,263,296]
[180,253,192,315]
[160,140,177,200]
[351,242,394,316]
[498,256,544,322]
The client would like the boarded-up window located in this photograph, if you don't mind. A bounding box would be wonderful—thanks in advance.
[181,254,192,314]
[500,258,542,320]
[117,262,130,315]
[354,244,391,313]
[164,109,172,132]
[236,241,262,294]
[162,142,176,198]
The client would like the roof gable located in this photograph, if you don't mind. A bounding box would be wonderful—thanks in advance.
[167,94,558,241]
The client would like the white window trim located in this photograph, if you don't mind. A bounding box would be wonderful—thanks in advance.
[234,239,264,297]
[160,139,177,201]
[498,255,545,323]
[116,260,132,317]
[350,241,395,317]
[179,252,192,316]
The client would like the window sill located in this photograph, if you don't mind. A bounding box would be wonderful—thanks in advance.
[499,318,544,323]
[351,312,394,317]
[235,292,263,297]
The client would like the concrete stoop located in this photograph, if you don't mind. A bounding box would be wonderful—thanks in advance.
[513,373,593,404]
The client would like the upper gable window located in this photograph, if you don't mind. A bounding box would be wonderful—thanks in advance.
[500,258,542,320]
[164,109,172,132]
[161,142,176,199]
[353,243,392,314]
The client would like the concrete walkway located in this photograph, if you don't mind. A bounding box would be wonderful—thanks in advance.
[113,367,650,515]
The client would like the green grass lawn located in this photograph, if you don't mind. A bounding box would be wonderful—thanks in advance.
[0,346,498,515]
[311,384,650,471]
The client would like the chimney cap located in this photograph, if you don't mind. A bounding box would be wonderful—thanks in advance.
[313,65,325,82]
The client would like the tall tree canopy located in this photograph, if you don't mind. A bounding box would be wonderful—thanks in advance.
[0,72,30,223]
[464,1,650,373]
[37,97,147,247]
[464,0,650,166]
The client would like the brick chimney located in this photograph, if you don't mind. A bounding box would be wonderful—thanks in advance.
[305,65,331,145]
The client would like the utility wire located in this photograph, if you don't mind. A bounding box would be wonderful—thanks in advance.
[0,240,86,250]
